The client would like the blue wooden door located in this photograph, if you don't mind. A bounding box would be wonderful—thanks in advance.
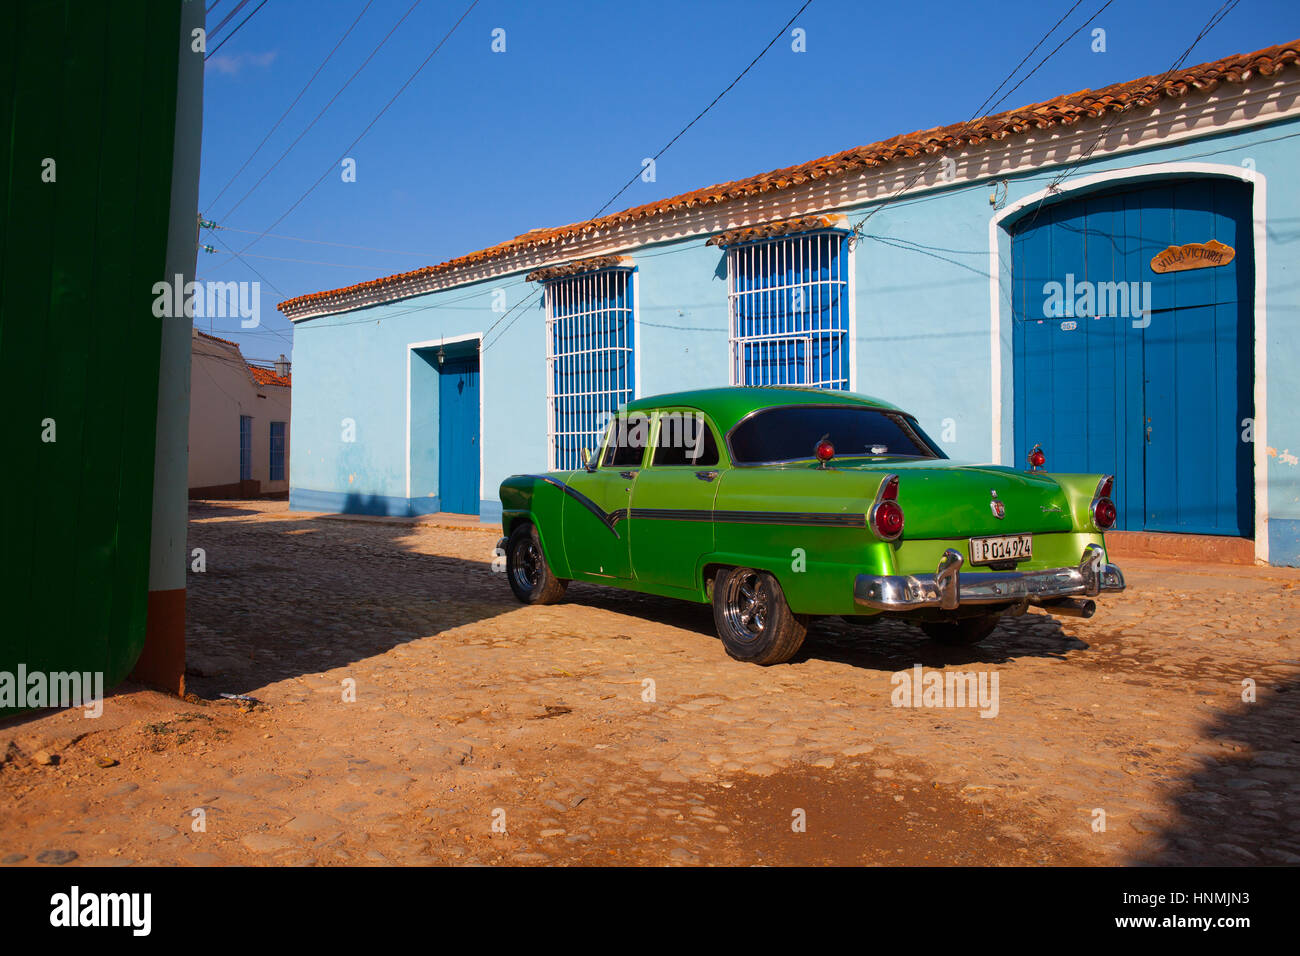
[438,355,480,515]
[1012,179,1253,537]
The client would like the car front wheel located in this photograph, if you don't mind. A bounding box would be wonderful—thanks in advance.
[505,524,568,605]
[712,567,807,665]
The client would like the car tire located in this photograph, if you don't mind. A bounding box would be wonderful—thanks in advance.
[505,524,568,605]
[712,567,807,665]
[919,614,999,645]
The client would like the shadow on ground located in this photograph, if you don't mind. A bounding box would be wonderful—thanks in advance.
[185,502,513,697]
[1133,673,1300,865]
[566,580,1087,671]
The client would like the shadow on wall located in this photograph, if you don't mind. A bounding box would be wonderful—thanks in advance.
[1131,674,1300,865]
[342,492,394,516]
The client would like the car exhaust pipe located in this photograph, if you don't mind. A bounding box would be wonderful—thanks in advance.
[1042,597,1096,618]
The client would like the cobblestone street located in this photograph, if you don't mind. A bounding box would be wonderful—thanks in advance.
[3,500,1299,866]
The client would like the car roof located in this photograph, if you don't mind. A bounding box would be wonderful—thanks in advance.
[622,386,902,435]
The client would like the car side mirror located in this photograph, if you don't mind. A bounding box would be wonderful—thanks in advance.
[581,448,597,472]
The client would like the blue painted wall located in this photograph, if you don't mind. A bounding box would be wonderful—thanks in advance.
[289,115,1300,564]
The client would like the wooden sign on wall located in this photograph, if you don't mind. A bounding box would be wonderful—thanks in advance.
[1150,239,1236,274]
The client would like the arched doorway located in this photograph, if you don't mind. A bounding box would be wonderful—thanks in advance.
[1010,176,1254,537]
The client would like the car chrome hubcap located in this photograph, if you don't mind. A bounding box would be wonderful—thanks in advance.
[512,541,541,591]
[724,570,769,642]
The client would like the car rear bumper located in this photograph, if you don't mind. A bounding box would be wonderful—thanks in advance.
[854,543,1125,611]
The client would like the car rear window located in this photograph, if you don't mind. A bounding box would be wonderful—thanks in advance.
[728,405,945,464]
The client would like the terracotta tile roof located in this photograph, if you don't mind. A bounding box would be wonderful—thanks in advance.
[248,364,291,387]
[706,214,845,247]
[278,38,1300,316]
[525,255,633,282]
[194,328,242,349]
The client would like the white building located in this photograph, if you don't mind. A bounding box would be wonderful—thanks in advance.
[189,329,291,497]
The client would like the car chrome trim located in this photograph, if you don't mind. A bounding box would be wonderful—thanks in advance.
[523,475,867,537]
[854,544,1125,611]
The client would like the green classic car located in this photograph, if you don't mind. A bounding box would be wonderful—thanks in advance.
[498,387,1125,665]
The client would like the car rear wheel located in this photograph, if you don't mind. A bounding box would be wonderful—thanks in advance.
[506,524,568,605]
[712,567,806,665]
[919,614,999,645]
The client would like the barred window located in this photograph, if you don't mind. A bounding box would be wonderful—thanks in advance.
[239,415,253,481]
[544,268,636,471]
[269,421,286,481]
[726,231,851,389]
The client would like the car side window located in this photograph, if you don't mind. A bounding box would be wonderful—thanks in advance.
[651,412,719,467]
[601,414,650,468]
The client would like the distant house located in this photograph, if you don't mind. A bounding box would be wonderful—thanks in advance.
[189,329,291,497]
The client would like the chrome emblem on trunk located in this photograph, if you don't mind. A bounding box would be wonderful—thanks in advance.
[990,489,1006,520]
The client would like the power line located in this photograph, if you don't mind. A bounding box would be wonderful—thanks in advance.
[850,0,1113,237]
[967,0,1087,121]
[207,249,391,270]
[205,222,436,257]
[590,0,816,220]
[204,231,297,350]
[1045,0,1242,192]
[204,0,375,214]
[217,0,427,224]
[233,0,482,258]
[206,0,269,61]
[208,0,251,39]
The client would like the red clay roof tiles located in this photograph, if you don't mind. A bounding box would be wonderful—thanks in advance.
[278,38,1300,316]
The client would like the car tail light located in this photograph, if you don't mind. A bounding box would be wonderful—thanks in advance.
[1092,475,1117,530]
[871,475,904,540]
[1027,443,1046,470]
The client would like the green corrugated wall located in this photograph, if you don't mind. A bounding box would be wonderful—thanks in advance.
[0,0,184,713]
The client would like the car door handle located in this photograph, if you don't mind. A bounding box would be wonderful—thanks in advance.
[695,471,718,482]
[619,470,638,479]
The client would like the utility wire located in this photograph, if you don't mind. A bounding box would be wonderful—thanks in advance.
[205,0,375,214]
[218,0,427,224]
[206,0,269,60]
[234,0,481,257]
[207,249,392,270]
[850,0,1113,236]
[590,0,816,220]
[205,222,436,257]
[1045,0,1242,192]
[208,0,251,39]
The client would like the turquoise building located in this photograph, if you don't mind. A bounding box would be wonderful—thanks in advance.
[280,39,1300,566]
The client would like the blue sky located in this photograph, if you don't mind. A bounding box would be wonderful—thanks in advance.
[195,0,1300,364]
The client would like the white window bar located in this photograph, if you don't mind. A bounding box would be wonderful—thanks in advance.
[544,269,635,471]
[726,231,850,390]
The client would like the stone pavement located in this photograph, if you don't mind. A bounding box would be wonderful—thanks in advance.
[2,499,1297,866]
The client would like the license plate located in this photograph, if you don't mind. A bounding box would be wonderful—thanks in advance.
[968,533,1032,565]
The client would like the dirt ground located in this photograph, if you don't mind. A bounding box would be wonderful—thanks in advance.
[2,499,1298,866]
